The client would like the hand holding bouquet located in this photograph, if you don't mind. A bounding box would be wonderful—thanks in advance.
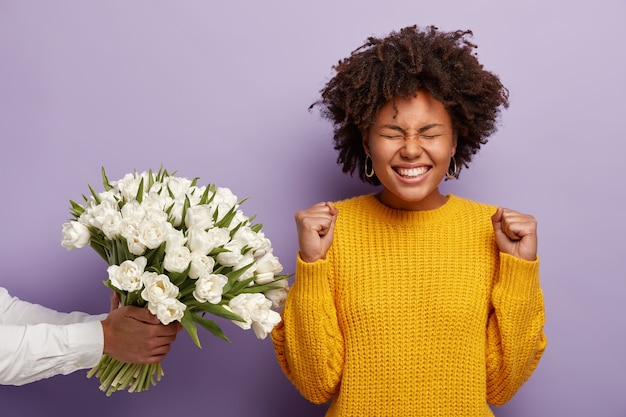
[61,167,289,395]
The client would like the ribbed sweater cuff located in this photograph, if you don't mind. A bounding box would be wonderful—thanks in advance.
[294,253,331,297]
[498,253,541,299]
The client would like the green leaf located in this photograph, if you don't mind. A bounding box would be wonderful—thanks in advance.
[155,166,164,182]
[145,264,165,275]
[179,195,191,231]
[177,279,197,299]
[125,289,145,307]
[89,240,109,263]
[88,184,102,205]
[273,273,292,281]
[206,184,217,205]
[237,283,283,294]
[103,279,118,293]
[192,314,230,343]
[69,200,85,218]
[135,177,145,204]
[226,262,254,283]
[208,247,230,256]
[164,201,175,220]
[146,168,154,191]
[112,237,134,264]
[228,221,244,238]
[188,301,246,322]
[167,264,190,287]
[180,309,202,348]
[214,204,240,229]
[225,275,256,295]
[144,242,166,269]
[198,185,212,205]
[221,262,254,294]
[101,166,113,191]
[88,232,113,263]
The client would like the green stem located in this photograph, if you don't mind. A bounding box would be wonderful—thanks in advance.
[86,356,164,395]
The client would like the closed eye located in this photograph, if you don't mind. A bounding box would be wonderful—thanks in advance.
[378,125,405,139]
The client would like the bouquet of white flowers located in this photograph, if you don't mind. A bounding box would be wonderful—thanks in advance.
[61,167,289,395]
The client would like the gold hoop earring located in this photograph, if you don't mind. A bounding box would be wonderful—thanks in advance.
[446,157,458,179]
[365,154,375,178]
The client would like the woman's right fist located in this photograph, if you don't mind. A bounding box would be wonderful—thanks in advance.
[294,201,338,263]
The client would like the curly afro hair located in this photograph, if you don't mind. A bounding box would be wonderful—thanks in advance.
[310,25,509,184]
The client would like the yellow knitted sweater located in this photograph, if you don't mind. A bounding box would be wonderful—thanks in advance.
[272,194,546,416]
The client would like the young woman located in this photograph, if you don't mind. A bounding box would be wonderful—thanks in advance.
[272,25,546,416]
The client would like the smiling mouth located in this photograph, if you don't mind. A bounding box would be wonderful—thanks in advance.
[396,166,429,178]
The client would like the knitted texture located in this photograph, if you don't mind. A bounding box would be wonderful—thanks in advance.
[272,194,546,416]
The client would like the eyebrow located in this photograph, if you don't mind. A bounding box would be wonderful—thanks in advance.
[380,123,445,134]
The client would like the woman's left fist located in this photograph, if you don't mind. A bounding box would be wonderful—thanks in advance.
[491,207,538,261]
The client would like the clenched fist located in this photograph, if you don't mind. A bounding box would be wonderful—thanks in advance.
[295,201,338,263]
[491,207,538,262]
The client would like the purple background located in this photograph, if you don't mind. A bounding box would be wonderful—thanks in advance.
[1,1,625,416]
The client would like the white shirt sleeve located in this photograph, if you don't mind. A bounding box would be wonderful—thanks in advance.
[0,287,106,386]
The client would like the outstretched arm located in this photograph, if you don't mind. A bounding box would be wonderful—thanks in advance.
[0,289,181,385]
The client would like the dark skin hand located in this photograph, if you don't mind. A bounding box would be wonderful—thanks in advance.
[491,207,538,262]
[295,201,338,263]
[100,293,182,364]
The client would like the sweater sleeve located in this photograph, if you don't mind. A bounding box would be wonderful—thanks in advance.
[485,253,547,405]
[271,253,344,404]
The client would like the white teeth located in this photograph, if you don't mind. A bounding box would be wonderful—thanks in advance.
[397,167,429,177]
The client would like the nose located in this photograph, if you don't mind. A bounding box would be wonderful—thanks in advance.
[399,136,423,159]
